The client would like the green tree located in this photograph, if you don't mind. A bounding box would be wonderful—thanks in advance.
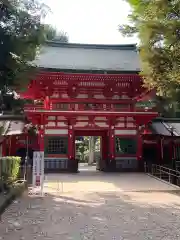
[119,0,180,103]
[44,24,69,42]
[0,0,49,113]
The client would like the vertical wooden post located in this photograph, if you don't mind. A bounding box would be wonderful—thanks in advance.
[44,96,50,110]
[109,125,115,160]
[39,128,44,151]
[68,121,77,172]
[137,133,143,161]
[38,114,45,152]
[68,125,74,160]
[137,125,143,171]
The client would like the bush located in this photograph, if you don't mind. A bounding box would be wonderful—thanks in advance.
[0,157,21,191]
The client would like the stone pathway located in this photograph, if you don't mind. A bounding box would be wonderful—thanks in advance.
[1,172,180,239]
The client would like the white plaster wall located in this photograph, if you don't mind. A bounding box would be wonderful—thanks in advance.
[116,123,125,127]
[77,94,88,98]
[94,94,105,99]
[112,95,120,99]
[117,117,125,121]
[115,129,137,135]
[77,116,89,120]
[48,116,56,120]
[45,129,68,135]
[127,117,134,121]
[57,122,67,127]
[126,122,135,127]
[74,122,88,127]
[95,117,106,121]
[95,122,109,127]
[57,116,66,120]
[46,122,56,127]
[61,94,68,98]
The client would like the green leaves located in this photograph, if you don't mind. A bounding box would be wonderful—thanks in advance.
[43,24,69,42]
[119,0,180,101]
[0,0,49,113]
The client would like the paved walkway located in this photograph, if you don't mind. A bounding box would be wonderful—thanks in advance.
[1,169,180,239]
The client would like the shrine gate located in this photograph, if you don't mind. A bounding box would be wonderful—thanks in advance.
[21,42,158,172]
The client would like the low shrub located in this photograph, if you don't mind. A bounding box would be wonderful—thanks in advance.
[0,157,21,192]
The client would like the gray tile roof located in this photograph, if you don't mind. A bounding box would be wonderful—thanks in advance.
[0,120,25,136]
[151,120,180,136]
[34,42,141,72]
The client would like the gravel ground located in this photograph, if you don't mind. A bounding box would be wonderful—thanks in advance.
[1,171,180,240]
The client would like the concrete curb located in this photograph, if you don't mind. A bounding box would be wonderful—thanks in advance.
[0,181,27,216]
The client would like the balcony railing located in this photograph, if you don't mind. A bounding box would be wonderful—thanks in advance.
[24,104,156,112]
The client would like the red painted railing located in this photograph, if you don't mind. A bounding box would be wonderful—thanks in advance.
[24,104,156,113]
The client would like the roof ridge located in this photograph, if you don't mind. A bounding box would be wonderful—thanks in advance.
[44,41,138,51]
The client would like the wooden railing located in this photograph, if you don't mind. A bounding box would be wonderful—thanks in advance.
[24,103,156,112]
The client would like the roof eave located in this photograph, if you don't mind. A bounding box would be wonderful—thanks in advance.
[44,41,138,51]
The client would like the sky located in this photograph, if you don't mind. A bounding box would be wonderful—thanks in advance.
[43,0,138,44]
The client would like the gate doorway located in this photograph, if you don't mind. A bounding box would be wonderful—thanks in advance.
[74,130,108,172]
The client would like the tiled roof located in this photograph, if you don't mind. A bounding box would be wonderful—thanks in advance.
[150,119,180,136]
[34,42,141,72]
[0,115,26,136]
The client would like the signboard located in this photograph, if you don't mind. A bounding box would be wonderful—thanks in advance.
[32,151,44,196]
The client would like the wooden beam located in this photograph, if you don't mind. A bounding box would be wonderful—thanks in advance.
[26,110,158,119]
[50,98,133,104]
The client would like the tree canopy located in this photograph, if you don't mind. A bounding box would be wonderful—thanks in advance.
[119,0,180,100]
[0,1,69,114]
[0,0,50,113]
[44,24,69,42]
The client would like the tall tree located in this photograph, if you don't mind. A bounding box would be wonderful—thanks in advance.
[44,24,69,42]
[119,0,180,100]
[0,0,49,113]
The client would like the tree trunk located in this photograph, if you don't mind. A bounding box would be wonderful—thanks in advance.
[88,137,94,165]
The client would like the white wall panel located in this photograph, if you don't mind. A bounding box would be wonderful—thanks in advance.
[45,129,68,135]
[115,129,137,135]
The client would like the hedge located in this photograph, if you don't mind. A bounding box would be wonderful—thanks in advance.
[0,157,21,192]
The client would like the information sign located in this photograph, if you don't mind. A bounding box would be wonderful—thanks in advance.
[32,151,44,196]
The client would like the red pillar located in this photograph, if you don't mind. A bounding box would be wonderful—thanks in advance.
[137,133,143,161]
[44,96,50,110]
[109,125,115,160]
[68,125,75,160]
[38,115,45,152]
[39,128,44,151]
[137,126,144,171]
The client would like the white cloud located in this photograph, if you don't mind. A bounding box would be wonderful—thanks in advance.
[43,0,137,44]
